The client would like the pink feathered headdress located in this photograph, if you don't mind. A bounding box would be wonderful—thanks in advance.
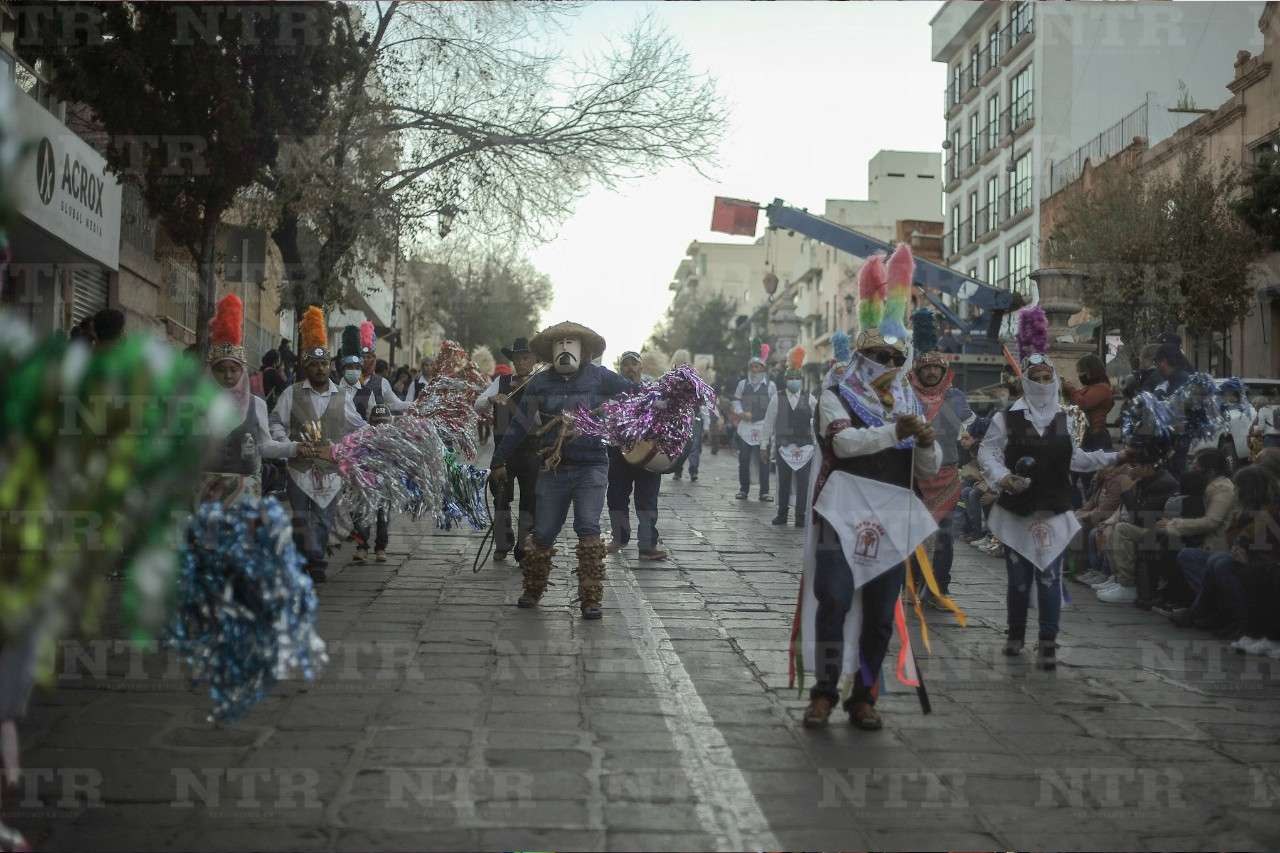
[359,321,376,354]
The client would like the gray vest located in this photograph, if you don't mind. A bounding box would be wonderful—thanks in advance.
[933,401,962,467]
[288,383,348,475]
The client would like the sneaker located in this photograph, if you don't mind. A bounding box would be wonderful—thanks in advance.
[771,515,788,525]
[971,535,995,549]
[493,550,508,562]
[847,701,883,731]
[735,492,748,500]
[638,548,668,561]
[803,697,833,728]
[690,474,698,482]
[1074,570,1101,586]
[375,550,387,563]
[1090,577,1117,590]
[759,494,774,502]
[1150,601,1178,618]
[1036,638,1057,671]
[1170,608,1197,628]
[924,594,951,612]
[354,547,368,563]
[605,540,624,554]
[672,472,682,480]
[1097,584,1137,604]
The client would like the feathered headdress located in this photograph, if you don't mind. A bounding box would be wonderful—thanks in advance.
[786,345,805,379]
[881,243,915,343]
[338,325,362,367]
[748,337,766,367]
[207,294,246,364]
[299,306,328,362]
[1016,305,1051,369]
[471,345,495,378]
[359,321,376,355]
[910,306,946,371]
[857,256,886,335]
[831,331,851,367]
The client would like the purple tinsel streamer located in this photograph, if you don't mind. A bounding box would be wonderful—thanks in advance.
[565,365,717,458]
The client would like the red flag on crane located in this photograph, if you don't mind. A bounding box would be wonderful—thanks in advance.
[710,196,760,237]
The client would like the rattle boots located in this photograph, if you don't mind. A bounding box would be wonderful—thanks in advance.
[574,535,608,620]
[518,537,555,608]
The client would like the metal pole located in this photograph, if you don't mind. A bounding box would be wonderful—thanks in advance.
[241,238,249,361]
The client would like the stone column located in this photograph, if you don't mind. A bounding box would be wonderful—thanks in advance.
[768,290,801,365]
[1029,267,1095,368]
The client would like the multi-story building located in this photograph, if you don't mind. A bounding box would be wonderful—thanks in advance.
[1041,2,1280,380]
[931,0,1266,307]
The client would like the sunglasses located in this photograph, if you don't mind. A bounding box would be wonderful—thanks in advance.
[866,350,906,366]
[1023,353,1054,367]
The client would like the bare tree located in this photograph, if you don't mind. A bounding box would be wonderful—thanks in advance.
[265,2,728,313]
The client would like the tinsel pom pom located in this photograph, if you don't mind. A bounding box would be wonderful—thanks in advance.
[165,497,327,724]
[565,364,717,459]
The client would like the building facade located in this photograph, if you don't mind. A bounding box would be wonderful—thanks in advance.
[932,0,1266,307]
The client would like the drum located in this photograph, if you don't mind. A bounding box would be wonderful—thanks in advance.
[622,439,689,474]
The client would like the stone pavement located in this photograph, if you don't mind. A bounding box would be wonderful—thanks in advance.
[6,447,1280,851]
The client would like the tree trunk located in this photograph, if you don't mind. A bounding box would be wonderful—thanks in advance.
[271,205,313,357]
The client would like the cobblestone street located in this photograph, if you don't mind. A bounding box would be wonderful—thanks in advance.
[7,449,1280,851]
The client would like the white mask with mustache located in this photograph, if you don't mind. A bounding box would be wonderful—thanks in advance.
[552,337,582,374]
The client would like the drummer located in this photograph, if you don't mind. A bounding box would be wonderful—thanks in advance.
[605,351,668,561]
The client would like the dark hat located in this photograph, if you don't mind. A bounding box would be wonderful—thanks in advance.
[501,337,534,360]
[1154,343,1182,363]
[1148,331,1181,347]
[368,403,392,424]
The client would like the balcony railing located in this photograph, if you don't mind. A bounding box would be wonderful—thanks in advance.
[1047,101,1148,197]
[245,317,275,368]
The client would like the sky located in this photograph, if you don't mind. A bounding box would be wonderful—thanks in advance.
[530,1,947,357]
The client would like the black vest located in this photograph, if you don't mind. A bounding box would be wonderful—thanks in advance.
[776,392,812,446]
[996,409,1074,516]
[816,394,914,487]
[740,380,771,422]
[352,377,383,421]
[212,400,261,476]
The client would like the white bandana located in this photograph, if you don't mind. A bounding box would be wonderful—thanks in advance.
[1020,372,1062,433]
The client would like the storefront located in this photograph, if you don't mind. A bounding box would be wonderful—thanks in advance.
[3,77,121,335]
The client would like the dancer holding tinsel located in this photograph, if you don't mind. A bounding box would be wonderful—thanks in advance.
[475,337,543,562]
[732,341,777,501]
[793,245,940,731]
[605,351,668,561]
[762,346,816,528]
[270,307,367,584]
[489,321,639,619]
[352,321,411,416]
[977,306,1119,667]
[906,307,974,610]
[199,294,298,506]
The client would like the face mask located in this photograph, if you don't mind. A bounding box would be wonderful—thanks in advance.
[343,370,361,384]
[1078,374,1090,385]
[786,380,801,394]
[552,338,581,375]
[749,371,764,385]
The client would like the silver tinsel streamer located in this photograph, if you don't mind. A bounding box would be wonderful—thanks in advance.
[1171,373,1228,444]
[165,497,327,723]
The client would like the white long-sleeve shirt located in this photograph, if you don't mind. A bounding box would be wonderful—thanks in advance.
[977,398,1117,491]
[816,389,941,479]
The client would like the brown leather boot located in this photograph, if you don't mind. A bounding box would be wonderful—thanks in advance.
[518,536,555,608]
[573,535,608,619]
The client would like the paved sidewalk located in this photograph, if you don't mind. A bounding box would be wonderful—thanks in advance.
[5,447,1280,851]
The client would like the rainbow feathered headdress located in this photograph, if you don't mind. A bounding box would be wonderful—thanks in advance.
[300,306,329,362]
[855,243,914,354]
[207,294,246,364]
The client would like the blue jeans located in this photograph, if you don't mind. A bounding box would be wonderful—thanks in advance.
[1178,548,1238,612]
[810,517,904,708]
[1005,548,1063,640]
[532,463,609,548]
[286,477,335,569]
[672,419,703,477]
[354,505,389,551]
[607,447,661,550]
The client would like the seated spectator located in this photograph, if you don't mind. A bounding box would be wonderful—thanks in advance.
[1096,444,1178,603]
[1073,462,1130,585]
[1171,466,1275,644]
[1163,448,1237,601]
[1235,463,1280,656]
[1144,469,1208,611]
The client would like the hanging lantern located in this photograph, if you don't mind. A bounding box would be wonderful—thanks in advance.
[763,272,778,295]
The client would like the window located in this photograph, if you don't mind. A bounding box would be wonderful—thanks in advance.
[699,253,707,276]
[988,24,1001,69]
[968,190,978,243]
[1007,237,1031,296]
[951,64,962,106]
[167,260,199,331]
[986,256,999,287]
[1012,1,1034,42]
[1011,153,1031,215]
[969,113,980,164]
[986,175,999,232]
[987,95,1001,150]
[1010,64,1033,130]
[950,128,961,181]
[970,45,980,87]
[951,203,961,255]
